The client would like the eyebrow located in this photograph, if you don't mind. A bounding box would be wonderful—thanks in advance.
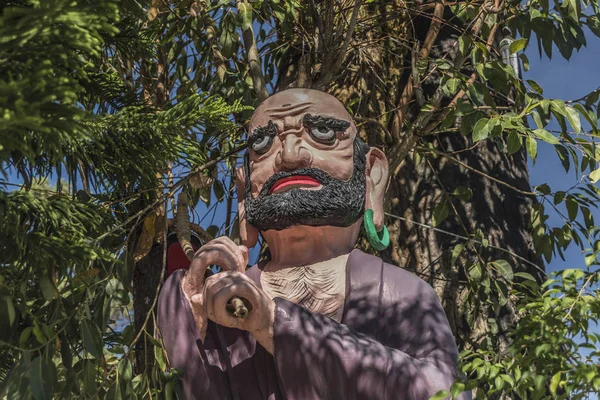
[302,114,351,130]
[248,113,351,142]
[248,120,277,146]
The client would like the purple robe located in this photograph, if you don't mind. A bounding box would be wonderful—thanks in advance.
[157,249,470,399]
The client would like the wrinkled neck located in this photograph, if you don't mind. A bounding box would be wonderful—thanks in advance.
[261,221,361,271]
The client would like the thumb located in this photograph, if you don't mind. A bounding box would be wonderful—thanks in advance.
[238,245,249,270]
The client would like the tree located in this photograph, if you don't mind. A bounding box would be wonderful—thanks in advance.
[0,0,599,399]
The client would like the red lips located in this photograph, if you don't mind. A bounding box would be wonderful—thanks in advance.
[269,175,321,194]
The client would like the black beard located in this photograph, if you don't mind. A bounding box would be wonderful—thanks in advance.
[244,138,370,232]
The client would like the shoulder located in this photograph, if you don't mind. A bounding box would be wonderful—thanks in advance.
[348,249,438,305]
[380,260,440,306]
[349,250,457,361]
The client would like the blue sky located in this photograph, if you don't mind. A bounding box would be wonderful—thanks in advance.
[525,31,600,274]
[525,31,599,400]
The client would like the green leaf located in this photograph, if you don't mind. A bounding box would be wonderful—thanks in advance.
[562,0,581,20]
[155,344,167,371]
[451,186,472,201]
[519,53,530,71]
[451,244,464,266]
[501,373,515,387]
[472,118,490,142]
[590,168,600,183]
[118,358,133,382]
[589,15,600,37]
[440,109,457,130]
[33,324,47,344]
[432,201,450,227]
[19,327,32,347]
[535,183,551,195]
[5,297,15,326]
[165,381,174,400]
[491,259,513,281]
[495,375,503,390]
[566,196,579,220]
[534,374,546,397]
[237,2,253,31]
[39,273,56,302]
[82,360,97,395]
[458,35,473,56]
[213,179,225,201]
[469,263,483,281]
[507,131,522,155]
[445,78,461,95]
[527,80,543,94]
[450,382,465,399]
[429,390,449,400]
[509,38,528,53]
[59,337,72,370]
[555,145,571,172]
[533,129,559,144]
[31,357,53,400]
[514,272,536,281]
[206,225,219,238]
[82,319,103,359]
[526,136,538,160]
[565,106,581,133]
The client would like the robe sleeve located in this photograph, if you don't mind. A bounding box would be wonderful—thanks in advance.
[271,263,471,400]
[157,269,227,400]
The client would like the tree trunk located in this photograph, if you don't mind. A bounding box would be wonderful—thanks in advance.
[383,133,542,348]
[133,242,164,375]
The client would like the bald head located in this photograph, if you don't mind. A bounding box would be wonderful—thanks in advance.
[249,89,353,134]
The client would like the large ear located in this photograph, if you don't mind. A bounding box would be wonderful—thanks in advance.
[364,147,389,231]
[235,166,259,248]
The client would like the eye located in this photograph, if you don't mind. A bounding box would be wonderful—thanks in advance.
[309,126,336,144]
[250,135,273,155]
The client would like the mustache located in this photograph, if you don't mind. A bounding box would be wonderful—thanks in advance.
[256,168,337,197]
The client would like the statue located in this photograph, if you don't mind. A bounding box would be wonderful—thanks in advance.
[158,89,470,400]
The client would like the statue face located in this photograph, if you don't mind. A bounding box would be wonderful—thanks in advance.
[244,89,369,232]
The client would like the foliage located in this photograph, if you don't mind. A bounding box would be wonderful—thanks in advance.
[0,0,246,398]
[0,0,599,399]
[449,268,600,399]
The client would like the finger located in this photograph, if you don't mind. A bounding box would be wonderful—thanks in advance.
[194,243,240,272]
[204,272,243,320]
[215,237,248,271]
[238,245,249,271]
[204,272,254,322]
[183,256,209,297]
[210,280,262,328]
[198,238,246,271]
[235,166,246,193]
[185,242,238,294]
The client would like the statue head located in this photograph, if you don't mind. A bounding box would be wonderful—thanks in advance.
[236,88,389,248]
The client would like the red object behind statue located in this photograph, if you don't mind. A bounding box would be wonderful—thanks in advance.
[167,242,197,277]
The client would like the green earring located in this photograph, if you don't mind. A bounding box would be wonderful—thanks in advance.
[363,209,390,251]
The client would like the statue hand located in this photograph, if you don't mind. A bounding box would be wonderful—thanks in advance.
[204,270,275,353]
[181,236,249,342]
[181,237,275,352]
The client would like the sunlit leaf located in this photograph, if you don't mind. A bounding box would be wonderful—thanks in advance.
[509,38,528,53]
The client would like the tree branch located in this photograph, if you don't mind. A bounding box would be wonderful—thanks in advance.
[415,145,538,196]
[236,0,269,101]
[390,1,445,139]
[315,0,362,88]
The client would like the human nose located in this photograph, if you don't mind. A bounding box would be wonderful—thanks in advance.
[275,132,312,171]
